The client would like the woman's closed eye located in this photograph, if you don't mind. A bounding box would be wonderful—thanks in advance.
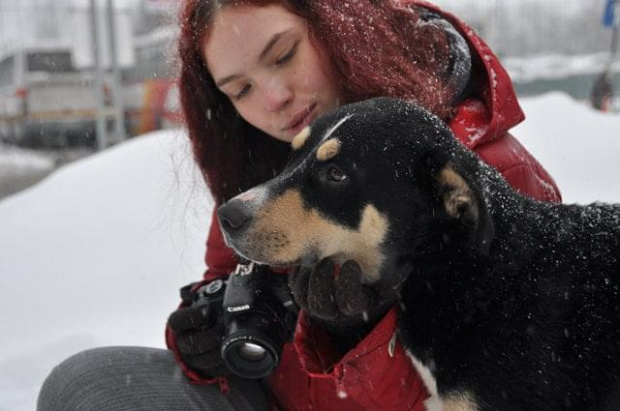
[234,83,252,100]
[275,41,299,66]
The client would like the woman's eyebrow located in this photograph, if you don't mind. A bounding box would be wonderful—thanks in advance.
[215,29,295,88]
[216,74,241,88]
[258,29,294,62]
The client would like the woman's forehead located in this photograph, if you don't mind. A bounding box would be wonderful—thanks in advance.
[203,4,306,76]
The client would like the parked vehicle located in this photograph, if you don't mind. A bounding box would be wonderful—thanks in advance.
[0,43,103,147]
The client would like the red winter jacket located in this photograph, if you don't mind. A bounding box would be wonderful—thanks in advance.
[167,2,561,410]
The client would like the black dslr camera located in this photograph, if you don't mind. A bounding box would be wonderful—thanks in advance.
[191,262,298,379]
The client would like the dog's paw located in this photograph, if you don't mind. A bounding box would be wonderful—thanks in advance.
[289,259,377,324]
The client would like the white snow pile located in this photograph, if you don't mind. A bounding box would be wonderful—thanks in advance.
[0,129,212,411]
[504,52,620,83]
[515,92,620,204]
[0,143,55,174]
[0,92,619,411]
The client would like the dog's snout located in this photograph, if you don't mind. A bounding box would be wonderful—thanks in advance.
[218,199,253,232]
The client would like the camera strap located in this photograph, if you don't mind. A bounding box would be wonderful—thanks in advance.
[233,261,256,277]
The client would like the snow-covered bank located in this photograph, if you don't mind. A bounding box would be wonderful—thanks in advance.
[505,53,620,83]
[0,93,619,411]
[0,130,212,411]
[515,92,620,204]
[0,144,55,174]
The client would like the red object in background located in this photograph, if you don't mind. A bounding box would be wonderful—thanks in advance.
[15,88,29,99]
[591,72,614,112]
[125,79,181,136]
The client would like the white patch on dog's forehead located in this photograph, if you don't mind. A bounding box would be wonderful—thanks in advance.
[321,114,354,142]
[231,185,269,205]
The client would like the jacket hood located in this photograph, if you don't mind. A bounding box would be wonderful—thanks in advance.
[409,1,525,148]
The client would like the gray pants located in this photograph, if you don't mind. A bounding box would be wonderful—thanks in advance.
[37,346,269,411]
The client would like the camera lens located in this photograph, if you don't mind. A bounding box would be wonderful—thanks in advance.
[221,331,280,379]
[238,343,267,361]
[220,265,298,379]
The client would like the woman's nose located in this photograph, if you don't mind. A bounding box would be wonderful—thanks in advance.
[261,79,293,112]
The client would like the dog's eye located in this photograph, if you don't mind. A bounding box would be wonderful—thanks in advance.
[327,166,347,182]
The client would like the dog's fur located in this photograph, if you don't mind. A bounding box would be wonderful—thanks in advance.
[218,98,620,411]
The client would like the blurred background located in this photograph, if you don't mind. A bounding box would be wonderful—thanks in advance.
[0,0,618,200]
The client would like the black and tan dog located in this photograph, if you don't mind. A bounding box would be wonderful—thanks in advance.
[218,98,620,411]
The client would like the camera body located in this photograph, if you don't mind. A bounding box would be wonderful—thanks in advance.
[192,262,298,379]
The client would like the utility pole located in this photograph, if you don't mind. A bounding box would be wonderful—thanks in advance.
[604,0,620,74]
[592,0,619,112]
[90,0,108,150]
[610,23,619,70]
[610,18,619,112]
[106,0,126,144]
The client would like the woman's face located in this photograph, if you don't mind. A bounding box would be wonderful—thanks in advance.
[203,4,344,142]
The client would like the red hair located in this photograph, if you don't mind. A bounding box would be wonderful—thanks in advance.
[177,0,452,204]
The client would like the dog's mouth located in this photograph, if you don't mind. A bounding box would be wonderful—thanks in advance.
[226,226,386,283]
[219,190,390,284]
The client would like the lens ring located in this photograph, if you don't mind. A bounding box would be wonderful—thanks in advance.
[237,343,267,362]
[221,333,280,379]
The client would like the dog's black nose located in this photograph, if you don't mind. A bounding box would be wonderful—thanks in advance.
[218,199,252,232]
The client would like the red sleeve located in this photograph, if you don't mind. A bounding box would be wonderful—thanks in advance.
[473,132,562,203]
[203,207,239,282]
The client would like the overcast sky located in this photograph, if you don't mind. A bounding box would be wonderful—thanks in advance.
[0,0,611,57]
[0,0,143,45]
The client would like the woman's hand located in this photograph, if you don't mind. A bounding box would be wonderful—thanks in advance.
[167,293,229,378]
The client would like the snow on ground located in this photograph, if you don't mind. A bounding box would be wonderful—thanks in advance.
[0,93,619,411]
[0,144,55,174]
[0,129,212,411]
[515,92,620,204]
[504,53,620,83]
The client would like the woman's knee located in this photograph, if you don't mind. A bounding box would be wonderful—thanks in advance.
[37,346,180,411]
[37,346,268,411]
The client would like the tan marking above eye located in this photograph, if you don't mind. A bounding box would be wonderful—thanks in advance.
[316,138,341,161]
[291,126,311,150]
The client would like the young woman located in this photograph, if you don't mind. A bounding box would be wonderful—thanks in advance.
[38,1,561,410]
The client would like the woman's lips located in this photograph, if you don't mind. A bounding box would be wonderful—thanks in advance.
[285,103,317,136]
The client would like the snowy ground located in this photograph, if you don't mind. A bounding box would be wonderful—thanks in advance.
[0,145,95,201]
[1,93,619,411]
[504,52,620,83]
[0,145,56,201]
[514,92,620,204]
[0,130,212,411]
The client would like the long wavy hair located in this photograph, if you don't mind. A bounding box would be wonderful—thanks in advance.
[178,0,453,204]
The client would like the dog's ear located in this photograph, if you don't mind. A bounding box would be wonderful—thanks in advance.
[435,162,495,255]
[437,165,479,225]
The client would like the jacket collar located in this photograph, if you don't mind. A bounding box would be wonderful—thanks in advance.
[293,308,399,377]
[409,1,525,148]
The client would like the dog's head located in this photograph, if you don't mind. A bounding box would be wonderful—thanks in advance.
[218,98,494,283]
